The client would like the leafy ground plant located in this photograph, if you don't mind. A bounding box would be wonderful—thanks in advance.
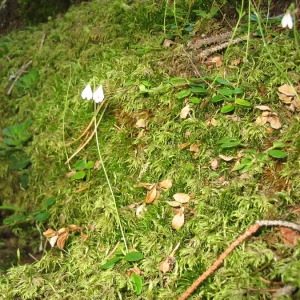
[0,0,300,299]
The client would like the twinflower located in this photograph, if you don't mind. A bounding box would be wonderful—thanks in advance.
[281,12,293,29]
[81,84,105,103]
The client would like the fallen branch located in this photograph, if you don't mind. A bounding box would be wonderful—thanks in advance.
[178,220,300,300]
[7,60,33,95]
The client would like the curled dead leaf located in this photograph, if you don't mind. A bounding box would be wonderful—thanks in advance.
[211,158,219,170]
[278,84,296,96]
[146,185,158,203]
[43,228,57,238]
[172,207,185,229]
[57,232,69,250]
[163,39,174,47]
[158,179,173,190]
[166,201,182,207]
[180,104,190,119]
[256,105,271,111]
[173,193,190,204]
[219,154,235,161]
[189,143,199,153]
[136,118,147,128]
[159,256,176,273]
[178,142,190,150]
[136,204,147,218]
[49,235,58,247]
[135,182,155,190]
[81,232,88,242]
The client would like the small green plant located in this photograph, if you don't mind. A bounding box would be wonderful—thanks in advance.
[15,69,39,92]
[69,159,94,181]
[101,248,144,295]
[0,119,32,152]
[0,120,33,188]
[0,196,56,225]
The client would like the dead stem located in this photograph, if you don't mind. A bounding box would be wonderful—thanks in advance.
[178,220,300,300]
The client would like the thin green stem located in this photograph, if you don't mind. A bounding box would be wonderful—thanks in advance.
[93,106,128,252]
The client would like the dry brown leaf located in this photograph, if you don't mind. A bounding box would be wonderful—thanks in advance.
[278,84,296,96]
[136,204,147,218]
[180,104,190,119]
[278,93,293,104]
[159,256,176,273]
[268,114,282,129]
[205,118,217,126]
[57,232,69,250]
[178,142,190,150]
[255,115,268,125]
[184,131,191,138]
[231,57,242,66]
[256,105,271,111]
[205,55,223,68]
[57,227,68,235]
[189,143,199,153]
[49,235,58,247]
[43,228,57,238]
[173,193,190,204]
[158,179,173,190]
[219,154,235,161]
[163,39,174,47]
[211,158,219,170]
[135,182,155,190]
[69,224,81,231]
[146,186,158,203]
[136,118,147,128]
[292,99,300,111]
[172,207,185,229]
[81,232,88,242]
[166,201,181,207]
[278,227,300,245]
[128,266,142,276]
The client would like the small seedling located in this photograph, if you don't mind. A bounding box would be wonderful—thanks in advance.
[69,159,94,181]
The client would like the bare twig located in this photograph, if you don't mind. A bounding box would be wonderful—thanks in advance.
[178,220,300,300]
[7,60,33,95]
[39,33,46,51]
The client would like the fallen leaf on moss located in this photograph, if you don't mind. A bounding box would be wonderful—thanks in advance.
[172,207,185,229]
[158,179,173,190]
[278,227,300,245]
[173,193,190,204]
[210,158,219,170]
[159,256,176,273]
[136,118,146,128]
[146,185,158,203]
[180,104,190,119]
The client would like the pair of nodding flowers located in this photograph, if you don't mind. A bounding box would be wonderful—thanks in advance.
[81,84,104,103]
[281,11,294,29]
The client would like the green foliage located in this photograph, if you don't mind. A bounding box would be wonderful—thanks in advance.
[0,196,56,224]
[0,0,299,299]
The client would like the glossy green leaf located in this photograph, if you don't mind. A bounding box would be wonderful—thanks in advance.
[235,98,251,107]
[70,170,86,181]
[219,88,244,96]
[74,160,87,170]
[189,97,201,104]
[131,273,143,295]
[85,161,95,169]
[176,90,191,99]
[267,150,287,159]
[124,251,144,262]
[211,94,224,103]
[34,211,50,222]
[220,141,241,148]
[215,77,233,86]
[189,86,208,94]
[43,196,56,208]
[100,257,123,270]
[3,215,27,224]
[272,142,285,149]
[221,104,235,113]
